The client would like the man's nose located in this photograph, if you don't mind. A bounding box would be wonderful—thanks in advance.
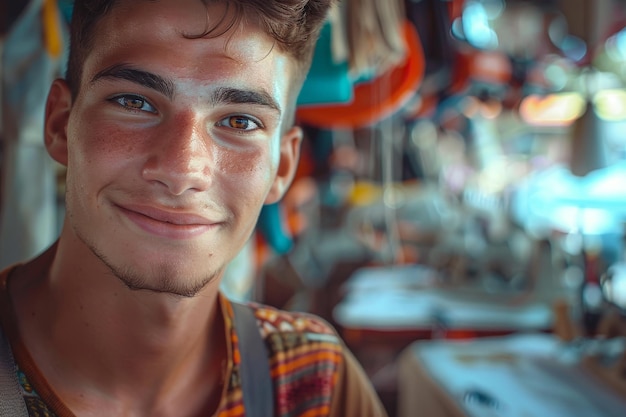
[141,112,213,195]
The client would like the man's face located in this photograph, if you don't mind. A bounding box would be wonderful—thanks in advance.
[46,0,301,296]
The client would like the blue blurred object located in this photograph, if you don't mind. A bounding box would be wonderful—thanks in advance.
[512,161,626,235]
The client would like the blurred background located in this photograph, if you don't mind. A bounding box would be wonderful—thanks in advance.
[2,0,626,415]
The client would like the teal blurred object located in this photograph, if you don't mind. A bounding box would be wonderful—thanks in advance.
[296,21,354,106]
[58,0,73,23]
[257,203,293,255]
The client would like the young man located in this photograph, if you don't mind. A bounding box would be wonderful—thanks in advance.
[0,0,388,416]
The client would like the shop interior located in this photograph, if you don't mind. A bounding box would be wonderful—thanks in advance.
[2,0,626,416]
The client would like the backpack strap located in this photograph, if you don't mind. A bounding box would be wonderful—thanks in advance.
[231,302,274,417]
[0,326,29,416]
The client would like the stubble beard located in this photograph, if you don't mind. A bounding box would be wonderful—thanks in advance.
[70,216,221,298]
[97,249,220,298]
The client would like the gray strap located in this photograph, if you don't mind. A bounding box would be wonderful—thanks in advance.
[231,302,274,417]
[0,327,29,417]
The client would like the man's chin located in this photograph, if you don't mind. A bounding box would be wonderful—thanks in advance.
[114,268,220,298]
[93,247,220,298]
[76,229,223,297]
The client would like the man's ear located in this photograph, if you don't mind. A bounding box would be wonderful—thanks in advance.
[265,126,303,205]
[44,79,72,166]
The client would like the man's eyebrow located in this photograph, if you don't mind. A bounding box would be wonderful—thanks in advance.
[212,87,281,115]
[91,64,175,99]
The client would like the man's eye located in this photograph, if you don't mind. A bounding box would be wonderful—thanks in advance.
[218,115,260,131]
[110,95,157,113]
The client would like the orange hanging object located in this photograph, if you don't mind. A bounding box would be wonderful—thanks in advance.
[296,21,425,129]
[42,0,63,58]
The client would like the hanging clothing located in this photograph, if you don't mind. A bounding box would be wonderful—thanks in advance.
[0,0,68,269]
[345,0,407,78]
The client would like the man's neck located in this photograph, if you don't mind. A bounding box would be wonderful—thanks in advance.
[9,241,228,416]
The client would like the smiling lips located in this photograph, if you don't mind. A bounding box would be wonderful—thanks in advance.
[117,204,217,239]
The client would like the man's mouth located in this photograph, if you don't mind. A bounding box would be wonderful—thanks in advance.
[116,203,218,239]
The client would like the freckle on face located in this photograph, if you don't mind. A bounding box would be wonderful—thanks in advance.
[216,147,266,175]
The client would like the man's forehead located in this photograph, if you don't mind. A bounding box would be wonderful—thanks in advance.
[102,0,223,30]
[102,0,253,29]
[94,0,276,61]
[80,0,298,115]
